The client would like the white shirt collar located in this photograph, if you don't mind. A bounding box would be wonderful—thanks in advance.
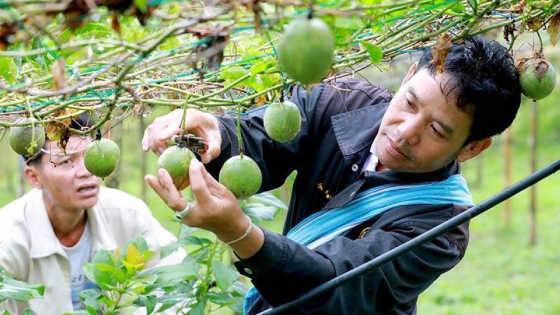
[361,137,379,173]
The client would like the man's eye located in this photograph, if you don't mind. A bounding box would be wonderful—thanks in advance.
[405,98,416,109]
[431,126,444,138]
[53,159,71,166]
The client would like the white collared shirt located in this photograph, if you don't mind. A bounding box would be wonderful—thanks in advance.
[361,137,379,173]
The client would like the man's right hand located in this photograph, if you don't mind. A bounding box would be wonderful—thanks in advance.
[141,109,222,164]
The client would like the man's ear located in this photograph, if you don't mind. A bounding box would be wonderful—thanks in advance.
[24,166,43,189]
[457,138,492,163]
[402,62,419,85]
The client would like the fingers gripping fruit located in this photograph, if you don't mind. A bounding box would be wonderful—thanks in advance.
[157,145,196,189]
[84,138,121,178]
[263,100,302,142]
[219,155,262,199]
[9,117,46,156]
[517,54,557,101]
[278,16,335,85]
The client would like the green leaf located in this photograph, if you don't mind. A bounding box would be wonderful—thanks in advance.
[240,50,267,61]
[130,235,150,253]
[250,59,275,75]
[248,73,281,92]
[92,249,116,266]
[75,23,111,38]
[211,260,239,292]
[94,263,127,283]
[207,291,235,305]
[358,41,383,64]
[138,294,157,314]
[220,66,250,81]
[22,310,39,315]
[160,36,180,51]
[242,204,278,221]
[77,288,107,311]
[134,0,148,13]
[140,261,200,287]
[249,192,289,211]
[0,57,17,84]
[88,250,118,290]
[230,280,249,296]
[0,278,45,302]
[160,240,185,259]
[187,299,207,315]
[92,269,118,291]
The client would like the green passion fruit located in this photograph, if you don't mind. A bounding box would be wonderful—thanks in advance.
[278,16,335,85]
[219,155,262,199]
[157,145,196,189]
[9,117,46,156]
[263,100,302,142]
[84,138,121,178]
[517,55,557,101]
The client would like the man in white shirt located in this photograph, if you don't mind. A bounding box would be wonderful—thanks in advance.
[0,113,186,315]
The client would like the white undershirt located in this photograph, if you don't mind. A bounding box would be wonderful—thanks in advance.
[361,137,379,173]
[62,221,97,310]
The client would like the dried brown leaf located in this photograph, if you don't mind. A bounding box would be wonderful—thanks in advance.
[51,58,68,92]
[431,33,453,74]
[510,0,526,12]
[547,13,560,46]
[111,12,121,36]
[44,108,78,142]
[45,120,68,142]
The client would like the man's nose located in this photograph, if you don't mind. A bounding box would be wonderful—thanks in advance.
[397,117,421,146]
[74,154,92,176]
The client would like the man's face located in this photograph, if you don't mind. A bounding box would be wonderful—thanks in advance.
[29,135,101,212]
[376,67,474,173]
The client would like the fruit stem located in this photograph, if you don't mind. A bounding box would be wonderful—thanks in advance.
[307,0,316,19]
[236,104,244,156]
[180,105,188,137]
[535,31,543,55]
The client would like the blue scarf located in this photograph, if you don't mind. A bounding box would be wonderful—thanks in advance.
[244,174,473,314]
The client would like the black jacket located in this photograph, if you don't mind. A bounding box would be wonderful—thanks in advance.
[206,79,471,315]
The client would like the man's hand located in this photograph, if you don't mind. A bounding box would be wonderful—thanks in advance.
[145,159,264,258]
[141,109,222,164]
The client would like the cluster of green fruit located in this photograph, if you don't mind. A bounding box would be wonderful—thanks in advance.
[157,99,302,199]
[8,117,120,178]
[156,95,304,200]
[157,15,334,199]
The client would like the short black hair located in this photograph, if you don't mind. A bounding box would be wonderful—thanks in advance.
[416,35,522,144]
[25,112,96,166]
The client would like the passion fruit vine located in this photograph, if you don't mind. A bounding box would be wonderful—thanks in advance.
[263,100,302,142]
[157,145,196,190]
[517,53,557,101]
[219,155,262,199]
[278,15,335,85]
[84,138,121,178]
[9,117,46,156]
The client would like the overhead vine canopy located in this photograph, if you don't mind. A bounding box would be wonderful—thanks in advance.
[0,0,559,135]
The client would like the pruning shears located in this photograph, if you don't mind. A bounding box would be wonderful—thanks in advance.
[171,134,207,155]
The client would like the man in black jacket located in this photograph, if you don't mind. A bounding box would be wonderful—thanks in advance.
[143,35,521,314]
